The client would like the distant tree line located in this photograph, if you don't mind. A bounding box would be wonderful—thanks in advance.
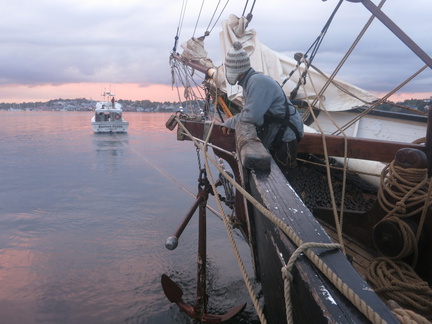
[1,97,430,115]
[375,98,431,115]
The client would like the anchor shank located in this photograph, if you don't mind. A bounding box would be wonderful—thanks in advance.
[194,192,208,317]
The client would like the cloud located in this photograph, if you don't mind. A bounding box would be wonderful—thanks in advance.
[0,0,431,102]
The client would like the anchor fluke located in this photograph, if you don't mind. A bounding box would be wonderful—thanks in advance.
[161,274,183,303]
[161,274,246,323]
[165,236,178,250]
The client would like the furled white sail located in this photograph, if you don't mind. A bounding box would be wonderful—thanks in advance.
[217,15,377,111]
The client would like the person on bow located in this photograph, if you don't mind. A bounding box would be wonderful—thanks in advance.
[220,41,304,176]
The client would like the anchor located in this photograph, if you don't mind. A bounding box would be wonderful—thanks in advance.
[161,169,246,322]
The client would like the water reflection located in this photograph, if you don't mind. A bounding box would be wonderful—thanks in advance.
[92,133,128,174]
[0,112,258,323]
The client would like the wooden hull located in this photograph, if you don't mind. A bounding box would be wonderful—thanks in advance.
[247,160,398,323]
[172,118,432,323]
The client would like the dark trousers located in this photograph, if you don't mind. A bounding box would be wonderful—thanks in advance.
[271,140,299,180]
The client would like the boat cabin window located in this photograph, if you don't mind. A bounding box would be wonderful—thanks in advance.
[95,111,121,122]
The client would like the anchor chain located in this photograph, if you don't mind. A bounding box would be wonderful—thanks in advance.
[215,158,235,209]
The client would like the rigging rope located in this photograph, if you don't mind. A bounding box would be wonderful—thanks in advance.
[242,0,256,18]
[112,131,225,222]
[193,0,231,38]
[172,0,188,52]
[193,0,205,37]
[297,65,349,255]
[207,0,230,35]
[284,0,344,99]
[331,64,429,136]
[310,0,386,108]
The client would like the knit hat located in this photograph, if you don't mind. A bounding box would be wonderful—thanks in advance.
[225,42,250,85]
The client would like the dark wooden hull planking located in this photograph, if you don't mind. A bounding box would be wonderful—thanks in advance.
[171,118,432,323]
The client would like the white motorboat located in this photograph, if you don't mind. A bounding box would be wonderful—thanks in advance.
[91,91,129,133]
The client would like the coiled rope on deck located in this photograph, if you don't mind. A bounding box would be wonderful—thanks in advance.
[366,161,432,322]
[367,258,432,322]
[376,161,431,263]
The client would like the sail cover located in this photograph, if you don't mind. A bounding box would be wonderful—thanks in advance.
[219,15,378,111]
[181,14,377,111]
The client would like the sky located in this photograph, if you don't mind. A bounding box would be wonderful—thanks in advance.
[1,0,431,104]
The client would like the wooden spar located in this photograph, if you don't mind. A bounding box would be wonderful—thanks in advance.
[171,53,217,79]
[299,132,426,163]
[177,119,426,164]
[217,96,233,118]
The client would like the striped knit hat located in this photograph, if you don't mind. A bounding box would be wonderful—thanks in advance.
[225,42,250,85]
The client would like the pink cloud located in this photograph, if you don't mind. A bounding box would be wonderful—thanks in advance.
[371,91,432,103]
[0,83,184,103]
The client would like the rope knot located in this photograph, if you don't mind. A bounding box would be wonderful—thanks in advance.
[396,201,406,214]
[281,266,293,282]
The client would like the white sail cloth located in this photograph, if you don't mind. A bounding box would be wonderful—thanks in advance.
[194,14,376,111]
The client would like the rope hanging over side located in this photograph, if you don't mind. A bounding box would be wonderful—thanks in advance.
[282,242,342,324]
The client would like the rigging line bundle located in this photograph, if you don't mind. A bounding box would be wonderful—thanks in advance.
[241,0,256,18]
[193,0,206,37]
[208,0,230,34]
[286,0,344,99]
[311,0,387,109]
[173,0,189,52]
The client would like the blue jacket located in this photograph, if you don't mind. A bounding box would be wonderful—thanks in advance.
[222,68,304,149]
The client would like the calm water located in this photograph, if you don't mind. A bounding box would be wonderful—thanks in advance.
[0,112,259,324]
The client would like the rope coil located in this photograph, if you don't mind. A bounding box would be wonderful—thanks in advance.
[367,258,432,322]
[376,161,431,263]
